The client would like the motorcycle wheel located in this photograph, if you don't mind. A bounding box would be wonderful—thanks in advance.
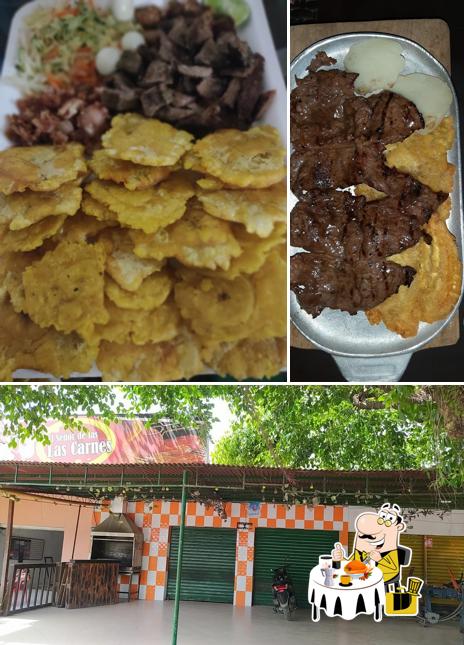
[284,602,296,621]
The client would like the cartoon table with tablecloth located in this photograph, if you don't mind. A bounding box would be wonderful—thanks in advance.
[309,503,424,622]
[308,559,385,621]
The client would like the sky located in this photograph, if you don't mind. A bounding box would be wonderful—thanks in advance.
[209,399,234,453]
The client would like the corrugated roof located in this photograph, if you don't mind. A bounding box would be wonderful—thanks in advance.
[0,460,432,481]
[0,460,452,509]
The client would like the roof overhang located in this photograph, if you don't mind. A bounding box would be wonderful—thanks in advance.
[0,461,459,509]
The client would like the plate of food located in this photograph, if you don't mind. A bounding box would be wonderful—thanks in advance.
[0,0,287,382]
[290,33,463,381]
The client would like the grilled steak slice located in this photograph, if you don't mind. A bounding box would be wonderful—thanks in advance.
[291,252,416,316]
[291,144,357,195]
[290,191,361,258]
[291,69,357,147]
[291,68,423,149]
[355,143,448,209]
[292,140,448,210]
[291,189,434,262]
[364,91,424,144]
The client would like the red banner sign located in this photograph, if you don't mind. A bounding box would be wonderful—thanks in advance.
[0,417,205,464]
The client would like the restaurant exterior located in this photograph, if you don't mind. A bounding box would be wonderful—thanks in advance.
[1,443,463,614]
[2,491,462,609]
[0,416,463,645]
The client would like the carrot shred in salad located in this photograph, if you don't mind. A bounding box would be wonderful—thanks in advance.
[15,0,138,91]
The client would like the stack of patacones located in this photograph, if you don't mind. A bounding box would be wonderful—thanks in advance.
[0,113,286,381]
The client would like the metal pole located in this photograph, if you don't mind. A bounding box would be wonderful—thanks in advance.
[0,498,15,613]
[71,506,82,560]
[171,470,188,645]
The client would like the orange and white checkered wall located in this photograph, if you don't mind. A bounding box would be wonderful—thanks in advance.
[93,501,348,607]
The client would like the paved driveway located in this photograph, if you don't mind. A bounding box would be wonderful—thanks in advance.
[0,601,461,645]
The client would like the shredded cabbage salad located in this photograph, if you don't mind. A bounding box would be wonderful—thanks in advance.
[15,0,138,91]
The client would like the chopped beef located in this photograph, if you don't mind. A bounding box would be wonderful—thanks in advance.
[196,76,225,99]
[236,54,265,123]
[140,86,164,117]
[135,5,162,27]
[290,54,449,317]
[143,30,162,46]
[177,63,213,77]
[141,60,173,86]
[6,86,110,151]
[211,13,235,37]
[117,50,143,77]
[253,89,277,120]
[195,38,222,66]
[58,97,84,119]
[101,86,139,112]
[110,71,136,90]
[101,0,273,135]
[291,252,416,317]
[221,78,241,108]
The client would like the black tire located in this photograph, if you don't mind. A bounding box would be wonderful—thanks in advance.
[284,604,292,620]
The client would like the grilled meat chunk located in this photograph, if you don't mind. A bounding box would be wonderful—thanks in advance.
[291,252,416,317]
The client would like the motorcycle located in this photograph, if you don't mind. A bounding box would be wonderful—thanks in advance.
[272,565,297,620]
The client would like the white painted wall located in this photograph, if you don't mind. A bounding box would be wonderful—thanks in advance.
[346,505,464,536]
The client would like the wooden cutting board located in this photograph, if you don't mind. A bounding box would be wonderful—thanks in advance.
[290,18,459,351]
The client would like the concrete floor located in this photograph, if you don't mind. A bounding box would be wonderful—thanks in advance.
[0,601,461,645]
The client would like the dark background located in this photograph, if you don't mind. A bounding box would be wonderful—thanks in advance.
[290,0,464,382]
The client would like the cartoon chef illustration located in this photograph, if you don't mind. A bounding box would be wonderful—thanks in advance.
[332,503,411,587]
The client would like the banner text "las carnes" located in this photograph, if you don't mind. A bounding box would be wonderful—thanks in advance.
[46,440,113,458]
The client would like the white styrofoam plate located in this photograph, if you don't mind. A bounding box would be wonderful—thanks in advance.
[0,0,286,381]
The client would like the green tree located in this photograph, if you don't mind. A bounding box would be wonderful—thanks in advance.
[0,385,220,447]
[212,385,464,488]
[0,384,462,487]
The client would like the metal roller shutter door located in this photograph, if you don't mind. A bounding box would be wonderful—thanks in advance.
[167,527,236,603]
[253,528,339,607]
[426,536,464,585]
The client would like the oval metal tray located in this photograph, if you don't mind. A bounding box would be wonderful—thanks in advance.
[290,33,463,379]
